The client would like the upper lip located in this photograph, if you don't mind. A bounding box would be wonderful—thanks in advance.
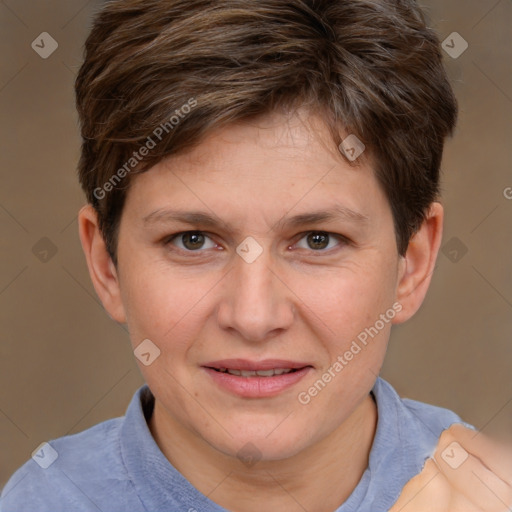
[202,359,312,371]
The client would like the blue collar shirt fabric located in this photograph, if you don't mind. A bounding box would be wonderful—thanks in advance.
[0,378,468,512]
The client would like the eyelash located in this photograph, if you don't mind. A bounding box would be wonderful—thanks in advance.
[163,230,350,255]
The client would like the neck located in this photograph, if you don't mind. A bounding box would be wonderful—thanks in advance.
[149,394,377,512]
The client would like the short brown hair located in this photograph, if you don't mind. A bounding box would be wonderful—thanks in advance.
[75,0,457,265]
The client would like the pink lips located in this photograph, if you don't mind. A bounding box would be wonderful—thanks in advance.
[201,359,312,398]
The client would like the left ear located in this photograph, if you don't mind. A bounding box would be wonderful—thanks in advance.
[392,202,443,324]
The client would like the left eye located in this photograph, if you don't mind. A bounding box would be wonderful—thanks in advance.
[294,231,344,251]
[168,231,218,251]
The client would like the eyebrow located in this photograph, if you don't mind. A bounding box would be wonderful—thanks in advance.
[142,205,369,233]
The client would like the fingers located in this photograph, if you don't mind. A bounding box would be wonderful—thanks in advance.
[439,424,512,483]
[391,425,512,512]
[433,424,512,511]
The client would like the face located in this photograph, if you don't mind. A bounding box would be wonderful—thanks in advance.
[114,111,404,461]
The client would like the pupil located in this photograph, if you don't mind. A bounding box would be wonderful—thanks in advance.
[183,232,204,250]
[308,232,329,250]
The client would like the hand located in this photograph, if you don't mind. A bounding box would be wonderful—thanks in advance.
[390,424,512,511]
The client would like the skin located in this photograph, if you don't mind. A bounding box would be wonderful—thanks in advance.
[79,110,444,512]
[391,425,512,511]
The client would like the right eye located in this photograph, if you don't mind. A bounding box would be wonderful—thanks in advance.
[165,231,219,252]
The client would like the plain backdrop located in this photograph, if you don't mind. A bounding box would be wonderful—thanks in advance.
[1,0,511,490]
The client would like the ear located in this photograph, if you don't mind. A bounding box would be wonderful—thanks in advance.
[392,202,443,324]
[78,204,127,324]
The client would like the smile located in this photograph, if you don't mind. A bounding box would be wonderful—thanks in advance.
[212,368,297,377]
[201,359,313,398]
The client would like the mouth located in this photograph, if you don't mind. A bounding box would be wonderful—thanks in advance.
[203,358,312,374]
[201,359,313,398]
[210,367,300,377]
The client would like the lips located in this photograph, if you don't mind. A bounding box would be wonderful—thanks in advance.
[201,359,313,398]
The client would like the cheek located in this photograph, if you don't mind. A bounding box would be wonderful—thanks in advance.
[119,259,218,350]
[294,265,395,421]
[291,258,397,338]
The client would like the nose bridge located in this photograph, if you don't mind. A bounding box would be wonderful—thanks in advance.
[236,251,274,304]
[217,242,293,341]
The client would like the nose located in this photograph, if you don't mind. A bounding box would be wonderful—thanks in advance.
[216,244,295,343]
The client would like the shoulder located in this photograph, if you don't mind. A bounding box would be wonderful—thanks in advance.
[1,416,143,512]
[399,384,475,447]
[358,378,473,510]
[374,377,469,438]
[371,377,473,472]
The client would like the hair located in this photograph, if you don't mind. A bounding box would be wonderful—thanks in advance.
[75,0,457,265]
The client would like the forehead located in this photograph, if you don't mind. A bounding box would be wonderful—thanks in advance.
[171,109,367,175]
[123,110,388,231]
[134,110,373,184]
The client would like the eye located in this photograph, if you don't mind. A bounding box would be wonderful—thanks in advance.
[294,231,347,252]
[166,231,218,252]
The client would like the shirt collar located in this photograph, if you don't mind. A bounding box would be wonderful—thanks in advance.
[119,378,439,512]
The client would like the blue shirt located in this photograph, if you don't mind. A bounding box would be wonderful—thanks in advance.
[1,378,467,512]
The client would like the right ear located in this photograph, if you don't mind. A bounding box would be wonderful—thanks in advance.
[78,204,127,324]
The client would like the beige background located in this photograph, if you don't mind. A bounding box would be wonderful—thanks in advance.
[1,0,511,490]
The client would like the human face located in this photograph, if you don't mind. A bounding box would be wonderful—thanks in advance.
[115,111,402,461]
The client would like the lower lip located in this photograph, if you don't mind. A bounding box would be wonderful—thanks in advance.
[202,367,312,398]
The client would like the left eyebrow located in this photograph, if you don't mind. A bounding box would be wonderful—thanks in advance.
[275,205,369,231]
[142,204,369,233]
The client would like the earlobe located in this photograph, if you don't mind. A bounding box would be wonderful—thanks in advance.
[78,204,127,324]
[392,202,444,324]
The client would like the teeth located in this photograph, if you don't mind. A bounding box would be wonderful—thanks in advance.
[254,369,275,377]
[219,368,295,377]
[273,369,292,375]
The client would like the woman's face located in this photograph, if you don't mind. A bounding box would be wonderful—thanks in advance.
[114,111,404,461]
